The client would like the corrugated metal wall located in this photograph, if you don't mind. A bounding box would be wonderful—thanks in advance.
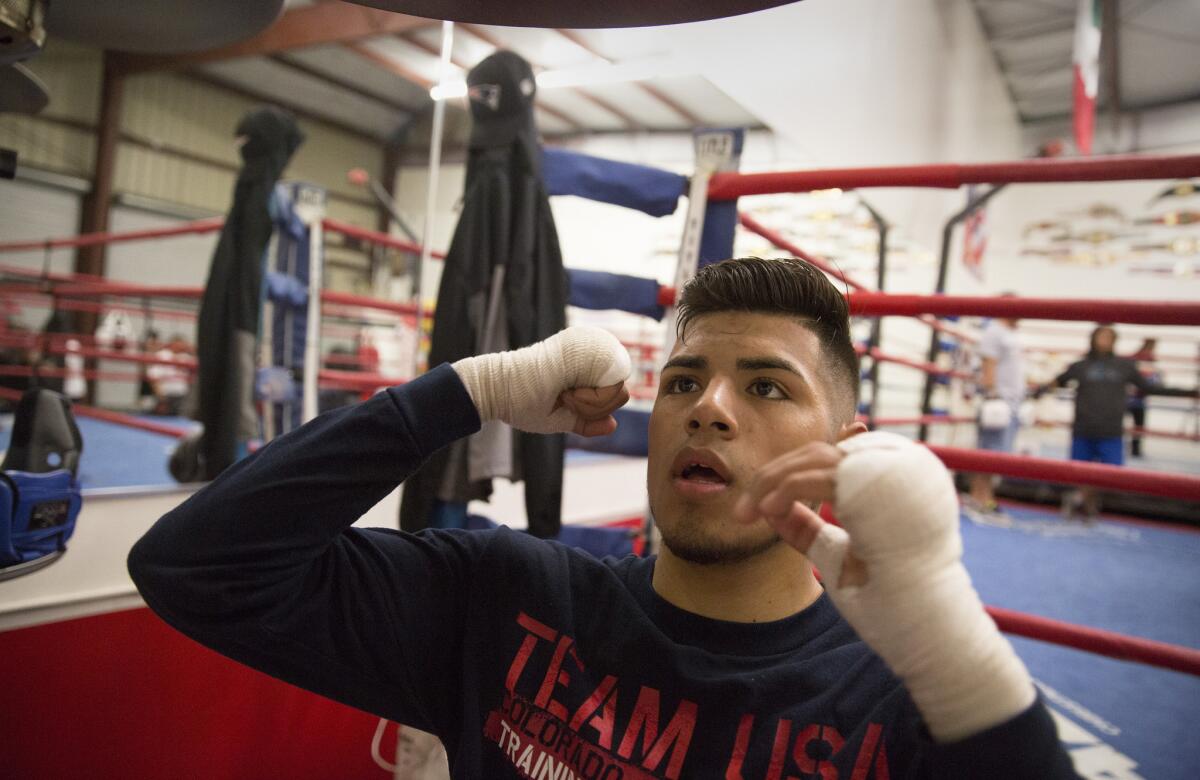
[117,72,382,227]
[0,40,101,179]
[0,43,383,293]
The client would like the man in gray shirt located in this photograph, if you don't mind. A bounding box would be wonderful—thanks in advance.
[967,313,1024,521]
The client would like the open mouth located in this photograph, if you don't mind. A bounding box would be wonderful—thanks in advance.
[680,463,727,484]
[671,449,733,497]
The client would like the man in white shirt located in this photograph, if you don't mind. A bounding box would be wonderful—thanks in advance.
[968,311,1024,520]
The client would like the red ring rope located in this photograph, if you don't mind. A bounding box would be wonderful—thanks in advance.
[0,219,223,253]
[928,444,1200,500]
[737,213,870,291]
[0,262,109,284]
[20,341,198,370]
[320,290,419,318]
[0,365,144,383]
[321,218,445,260]
[985,606,1200,677]
[865,415,976,426]
[0,386,190,439]
[1032,419,1200,443]
[317,369,407,391]
[849,292,1200,326]
[3,291,199,322]
[859,346,974,380]
[708,153,1200,200]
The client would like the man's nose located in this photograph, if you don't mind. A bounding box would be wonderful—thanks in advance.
[687,378,738,437]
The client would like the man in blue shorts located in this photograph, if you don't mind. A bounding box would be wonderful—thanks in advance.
[1039,325,1197,520]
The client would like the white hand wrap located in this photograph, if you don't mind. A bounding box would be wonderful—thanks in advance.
[452,326,631,434]
[808,431,1035,742]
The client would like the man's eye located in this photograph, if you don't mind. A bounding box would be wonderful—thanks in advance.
[749,380,786,399]
[665,376,698,394]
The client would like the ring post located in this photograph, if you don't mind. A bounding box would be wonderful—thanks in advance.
[918,184,1006,441]
[291,184,327,424]
[861,200,889,429]
[414,20,455,378]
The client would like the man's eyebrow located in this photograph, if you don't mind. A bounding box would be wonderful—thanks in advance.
[738,356,818,394]
[737,356,803,375]
[662,354,706,371]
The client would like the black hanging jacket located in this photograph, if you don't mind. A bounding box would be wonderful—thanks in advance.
[400,51,569,537]
[193,106,303,480]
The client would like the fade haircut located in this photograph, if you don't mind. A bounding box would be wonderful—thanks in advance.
[675,257,860,421]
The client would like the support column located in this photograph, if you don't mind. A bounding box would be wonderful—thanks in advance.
[75,52,125,331]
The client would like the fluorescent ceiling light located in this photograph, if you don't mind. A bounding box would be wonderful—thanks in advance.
[430,81,468,101]
[430,55,691,101]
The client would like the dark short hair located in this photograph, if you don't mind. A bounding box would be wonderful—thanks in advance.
[675,257,860,419]
[1089,323,1117,355]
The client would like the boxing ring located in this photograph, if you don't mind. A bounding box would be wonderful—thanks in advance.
[1,147,1200,778]
[569,148,1200,777]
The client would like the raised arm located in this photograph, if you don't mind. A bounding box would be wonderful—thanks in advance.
[734,432,1078,778]
[128,365,488,731]
[129,327,631,734]
[1126,360,1199,399]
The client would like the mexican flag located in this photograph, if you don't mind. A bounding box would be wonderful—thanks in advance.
[1073,0,1102,154]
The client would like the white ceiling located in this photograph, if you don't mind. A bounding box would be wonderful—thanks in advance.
[188,1,1200,144]
[191,11,763,141]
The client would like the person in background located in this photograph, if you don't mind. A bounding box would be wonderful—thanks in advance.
[319,346,362,414]
[1125,337,1160,458]
[355,330,381,402]
[147,335,192,416]
[1037,325,1197,521]
[139,330,162,412]
[966,305,1024,524]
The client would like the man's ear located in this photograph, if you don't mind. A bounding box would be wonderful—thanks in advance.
[837,420,868,442]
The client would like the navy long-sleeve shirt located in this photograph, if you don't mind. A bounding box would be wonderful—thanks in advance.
[1052,354,1196,439]
[129,364,1077,779]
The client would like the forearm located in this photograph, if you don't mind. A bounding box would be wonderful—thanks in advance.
[922,695,1079,778]
[1144,385,1198,398]
[819,434,1036,740]
[128,364,480,621]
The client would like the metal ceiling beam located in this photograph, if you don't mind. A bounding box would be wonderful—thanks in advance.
[991,19,1076,42]
[115,4,435,75]
[1023,91,1200,123]
[1103,0,1122,117]
[395,30,468,68]
[561,87,643,130]
[343,41,435,90]
[76,52,124,321]
[553,27,702,126]
[267,53,418,115]
[346,37,581,132]
[451,24,588,132]
[184,70,385,144]
[403,28,642,130]
[544,122,768,143]
[967,0,1031,123]
[1005,51,1073,77]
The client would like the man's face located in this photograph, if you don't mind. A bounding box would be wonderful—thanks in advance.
[647,312,849,565]
[1094,328,1116,353]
